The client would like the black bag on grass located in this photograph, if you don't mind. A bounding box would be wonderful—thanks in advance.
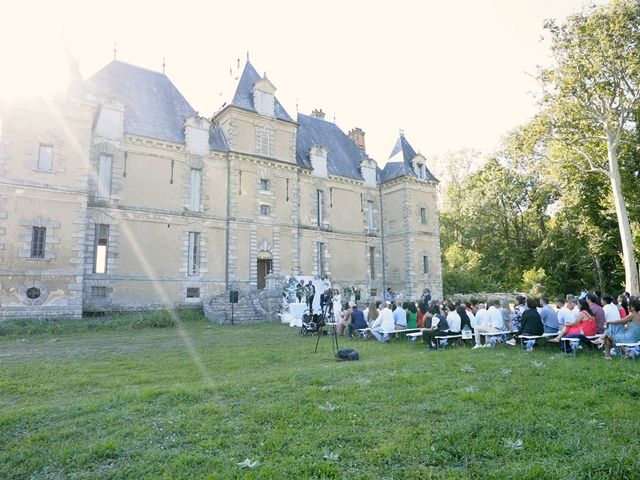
[336,348,359,361]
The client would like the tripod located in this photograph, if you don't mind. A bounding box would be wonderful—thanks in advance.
[314,303,339,355]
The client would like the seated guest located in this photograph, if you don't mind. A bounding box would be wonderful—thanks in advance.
[597,298,640,359]
[336,302,353,336]
[506,297,544,348]
[500,299,513,332]
[457,305,472,332]
[602,295,621,322]
[371,301,395,342]
[417,301,428,328]
[473,303,505,348]
[422,306,450,350]
[549,298,597,345]
[464,301,476,328]
[487,299,505,331]
[587,293,606,334]
[348,304,368,338]
[393,300,407,330]
[363,302,378,326]
[557,296,580,326]
[406,301,418,328]
[539,297,560,333]
[446,303,461,334]
[618,294,629,316]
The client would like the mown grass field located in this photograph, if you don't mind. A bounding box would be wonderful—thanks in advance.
[1,312,639,479]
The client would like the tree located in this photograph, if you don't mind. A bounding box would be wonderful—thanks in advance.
[540,0,640,294]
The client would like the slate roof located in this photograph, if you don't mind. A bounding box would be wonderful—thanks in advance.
[296,113,366,180]
[231,61,294,122]
[87,60,197,144]
[209,126,229,151]
[380,133,438,183]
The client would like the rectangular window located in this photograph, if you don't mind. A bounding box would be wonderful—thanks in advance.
[367,200,375,233]
[260,204,270,216]
[188,232,200,276]
[38,144,53,170]
[30,226,46,259]
[186,287,200,298]
[317,242,324,276]
[91,286,107,298]
[260,178,269,191]
[420,207,427,225]
[316,190,324,226]
[258,132,270,156]
[97,154,112,199]
[190,169,202,211]
[369,247,375,279]
[423,255,430,275]
[94,224,109,274]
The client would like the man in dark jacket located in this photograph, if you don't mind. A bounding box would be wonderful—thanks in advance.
[348,304,368,338]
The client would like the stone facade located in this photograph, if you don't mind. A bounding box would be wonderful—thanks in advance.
[0,58,442,320]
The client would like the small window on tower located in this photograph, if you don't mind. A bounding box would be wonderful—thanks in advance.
[260,179,270,191]
[38,144,53,171]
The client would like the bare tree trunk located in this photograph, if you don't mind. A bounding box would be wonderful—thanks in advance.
[607,128,640,295]
[592,254,605,294]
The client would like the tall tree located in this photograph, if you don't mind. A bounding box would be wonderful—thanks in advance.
[540,0,640,294]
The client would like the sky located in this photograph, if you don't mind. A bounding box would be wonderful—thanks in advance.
[1,0,602,168]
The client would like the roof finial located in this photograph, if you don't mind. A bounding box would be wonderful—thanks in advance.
[247,51,250,62]
[113,42,117,60]
[162,57,166,74]
[399,128,405,137]
[296,98,299,113]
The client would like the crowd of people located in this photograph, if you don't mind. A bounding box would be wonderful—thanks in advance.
[320,288,640,359]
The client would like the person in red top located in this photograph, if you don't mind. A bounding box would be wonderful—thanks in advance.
[549,299,596,351]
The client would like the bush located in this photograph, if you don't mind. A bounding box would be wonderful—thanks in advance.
[0,309,205,336]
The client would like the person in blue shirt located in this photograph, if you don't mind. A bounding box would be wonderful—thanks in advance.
[348,304,368,338]
[393,301,407,329]
[539,297,560,333]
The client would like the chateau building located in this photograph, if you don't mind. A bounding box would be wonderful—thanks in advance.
[0,59,442,319]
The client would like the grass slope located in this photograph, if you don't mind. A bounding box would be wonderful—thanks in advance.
[1,313,639,479]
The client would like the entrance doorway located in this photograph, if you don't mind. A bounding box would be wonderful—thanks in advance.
[257,259,272,290]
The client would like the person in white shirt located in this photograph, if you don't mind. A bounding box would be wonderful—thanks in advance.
[557,296,580,326]
[446,303,461,333]
[473,302,505,348]
[371,301,395,342]
[487,300,505,330]
[602,295,621,321]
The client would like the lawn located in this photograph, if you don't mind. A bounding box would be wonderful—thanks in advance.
[1,312,639,479]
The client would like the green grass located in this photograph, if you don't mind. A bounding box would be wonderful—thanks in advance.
[1,313,639,479]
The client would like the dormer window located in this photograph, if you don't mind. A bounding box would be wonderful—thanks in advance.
[253,77,276,118]
[417,164,426,179]
[310,144,328,178]
[185,116,211,156]
[95,100,125,140]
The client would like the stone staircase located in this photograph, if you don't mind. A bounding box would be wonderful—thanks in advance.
[204,275,284,324]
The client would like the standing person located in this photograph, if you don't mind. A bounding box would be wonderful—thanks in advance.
[393,300,407,330]
[587,293,606,334]
[295,279,305,303]
[422,288,432,305]
[371,301,395,343]
[384,288,394,303]
[306,280,315,312]
[406,301,418,329]
[506,297,544,350]
[332,289,342,323]
[539,297,560,334]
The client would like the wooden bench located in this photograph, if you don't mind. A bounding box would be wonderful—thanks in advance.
[383,327,422,340]
[480,330,513,346]
[356,327,371,339]
[434,334,462,350]
[558,336,600,355]
[406,329,427,341]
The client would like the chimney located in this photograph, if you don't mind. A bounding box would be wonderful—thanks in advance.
[348,127,366,153]
[311,108,325,119]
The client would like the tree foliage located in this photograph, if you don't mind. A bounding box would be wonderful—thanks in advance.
[440,0,640,297]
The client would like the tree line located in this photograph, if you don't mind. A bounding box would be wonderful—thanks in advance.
[440,0,640,297]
